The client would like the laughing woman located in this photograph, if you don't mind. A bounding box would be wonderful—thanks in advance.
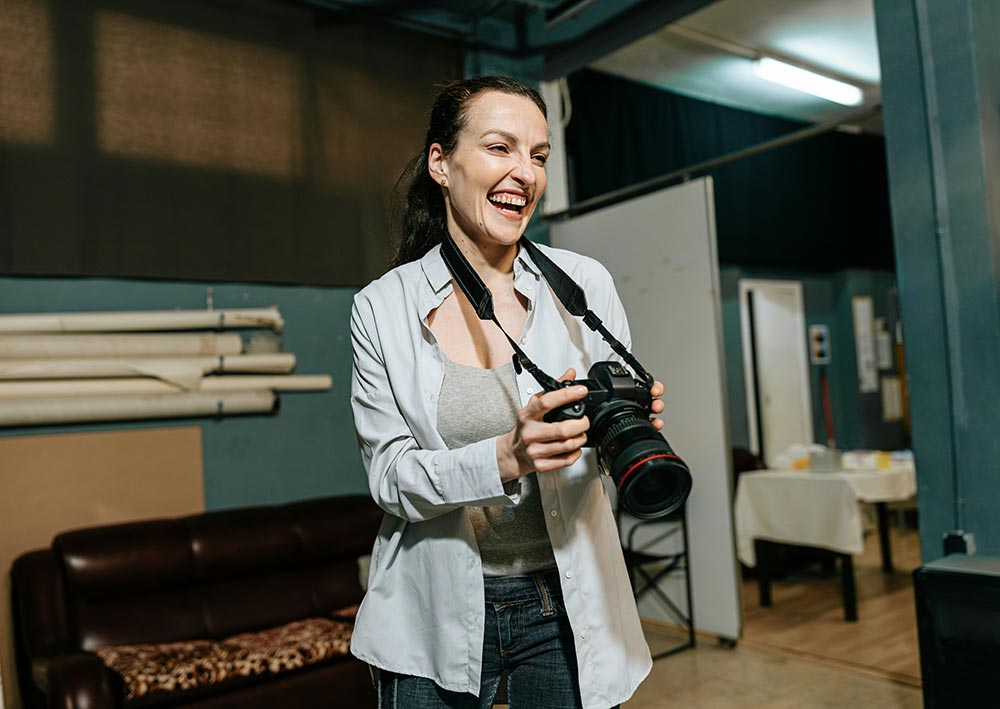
[349,76,664,709]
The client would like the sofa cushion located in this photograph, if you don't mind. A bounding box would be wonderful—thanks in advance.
[93,608,357,704]
[223,616,353,677]
[93,639,223,700]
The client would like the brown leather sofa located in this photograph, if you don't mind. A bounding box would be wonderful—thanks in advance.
[10,494,383,708]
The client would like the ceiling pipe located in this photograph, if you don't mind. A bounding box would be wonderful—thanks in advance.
[664,23,756,59]
[273,0,524,56]
[545,0,602,30]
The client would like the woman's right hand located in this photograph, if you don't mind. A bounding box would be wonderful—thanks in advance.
[496,368,591,484]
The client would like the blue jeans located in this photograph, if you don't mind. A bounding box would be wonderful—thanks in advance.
[377,569,607,709]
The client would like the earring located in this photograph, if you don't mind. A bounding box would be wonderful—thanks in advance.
[440,177,447,186]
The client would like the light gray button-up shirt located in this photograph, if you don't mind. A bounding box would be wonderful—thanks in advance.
[349,242,652,709]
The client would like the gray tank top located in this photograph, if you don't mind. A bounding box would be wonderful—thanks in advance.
[436,359,556,577]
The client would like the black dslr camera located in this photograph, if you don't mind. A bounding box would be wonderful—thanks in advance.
[546,362,691,519]
[441,235,692,520]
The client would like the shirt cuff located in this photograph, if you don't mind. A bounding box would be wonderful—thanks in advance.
[430,436,521,507]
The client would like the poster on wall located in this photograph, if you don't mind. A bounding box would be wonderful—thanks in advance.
[876,317,893,370]
[882,375,904,421]
[852,296,879,393]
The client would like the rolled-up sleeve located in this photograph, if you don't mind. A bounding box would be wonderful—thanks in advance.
[350,294,520,523]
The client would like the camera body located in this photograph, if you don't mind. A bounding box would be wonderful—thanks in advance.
[544,361,650,438]
[546,361,692,520]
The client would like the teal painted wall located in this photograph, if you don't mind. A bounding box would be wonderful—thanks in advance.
[0,277,367,510]
[720,265,905,457]
[834,269,905,450]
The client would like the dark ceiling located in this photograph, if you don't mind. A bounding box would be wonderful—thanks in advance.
[284,0,716,78]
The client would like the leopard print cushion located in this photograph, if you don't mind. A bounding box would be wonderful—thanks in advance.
[224,617,353,678]
[94,607,357,701]
[94,640,227,699]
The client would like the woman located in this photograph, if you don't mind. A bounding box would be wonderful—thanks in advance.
[350,76,665,709]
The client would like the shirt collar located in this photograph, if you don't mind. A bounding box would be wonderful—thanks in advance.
[420,243,452,294]
[420,240,542,294]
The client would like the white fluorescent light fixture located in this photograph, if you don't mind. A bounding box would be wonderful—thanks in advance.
[753,57,863,106]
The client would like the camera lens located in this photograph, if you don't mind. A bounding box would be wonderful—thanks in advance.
[593,401,692,519]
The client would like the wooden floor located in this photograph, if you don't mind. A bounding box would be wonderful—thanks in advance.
[627,627,921,708]
[739,521,923,686]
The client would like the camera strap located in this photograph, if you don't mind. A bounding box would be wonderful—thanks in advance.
[518,238,654,388]
[439,234,654,391]
[439,234,561,390]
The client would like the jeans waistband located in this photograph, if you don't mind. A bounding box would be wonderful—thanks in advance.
[483,567,561,606]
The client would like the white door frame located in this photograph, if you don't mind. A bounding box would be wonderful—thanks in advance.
[738,279,813,460]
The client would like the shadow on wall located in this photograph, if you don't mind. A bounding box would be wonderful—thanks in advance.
[0,0,462,287]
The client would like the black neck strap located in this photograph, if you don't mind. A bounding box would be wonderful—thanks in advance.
[439,235,653,391]
[439,235,560,390]
[518,238,654,388]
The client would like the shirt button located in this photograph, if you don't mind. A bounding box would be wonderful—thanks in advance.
[526,387,534,395]
[549,509,559,517]
[564,570,573,579]
[580,630,588,640]
[520,337,526,345]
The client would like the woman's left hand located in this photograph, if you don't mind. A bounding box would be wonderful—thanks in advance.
[650,379,665,431]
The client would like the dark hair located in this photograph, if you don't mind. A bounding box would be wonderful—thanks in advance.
[388,76,547,269]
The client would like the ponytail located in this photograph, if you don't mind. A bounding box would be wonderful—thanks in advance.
[389,152,448,269]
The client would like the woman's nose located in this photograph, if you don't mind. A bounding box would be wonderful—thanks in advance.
[511,154,536,185]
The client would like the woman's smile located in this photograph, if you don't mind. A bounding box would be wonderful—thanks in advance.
[486,190,529,219]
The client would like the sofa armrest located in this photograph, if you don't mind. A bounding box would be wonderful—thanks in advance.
[45,653,122,709]
[11,550,71,658]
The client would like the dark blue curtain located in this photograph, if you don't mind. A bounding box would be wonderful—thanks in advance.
[565,69,894,271]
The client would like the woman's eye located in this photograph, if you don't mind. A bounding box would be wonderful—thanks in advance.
[489,145,509,154]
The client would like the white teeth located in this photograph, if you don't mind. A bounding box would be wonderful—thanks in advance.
[489,193,527,207]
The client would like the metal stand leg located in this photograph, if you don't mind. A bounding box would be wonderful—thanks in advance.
[755,539,772,607]
[876,501,894,573]
[623,510,696,660]
[840,553,858,621]
[681,509,695,650]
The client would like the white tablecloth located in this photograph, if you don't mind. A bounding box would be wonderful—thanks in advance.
[734,466,917,566]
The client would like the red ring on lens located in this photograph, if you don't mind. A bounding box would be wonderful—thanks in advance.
[618,454,683,490]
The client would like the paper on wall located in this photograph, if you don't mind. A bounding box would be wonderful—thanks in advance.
[876,317,893,370]
[882,375,904,421]
[852,296,879,393]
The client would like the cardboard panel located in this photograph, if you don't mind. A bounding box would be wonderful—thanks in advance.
[0,426,204,709]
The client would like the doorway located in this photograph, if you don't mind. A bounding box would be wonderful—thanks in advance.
[738,279,813,466]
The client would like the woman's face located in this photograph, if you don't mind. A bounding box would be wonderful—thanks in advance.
[431,91,549,251]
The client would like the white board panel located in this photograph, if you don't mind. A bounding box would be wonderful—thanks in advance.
[550,177,741,640]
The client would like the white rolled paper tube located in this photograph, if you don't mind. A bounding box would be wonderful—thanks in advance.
[0,333,244,359]
[215,353,297,374]
[0,307,284,333]
[0,375,332,398]
[0,353,296,382]
[0,390,277,427]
